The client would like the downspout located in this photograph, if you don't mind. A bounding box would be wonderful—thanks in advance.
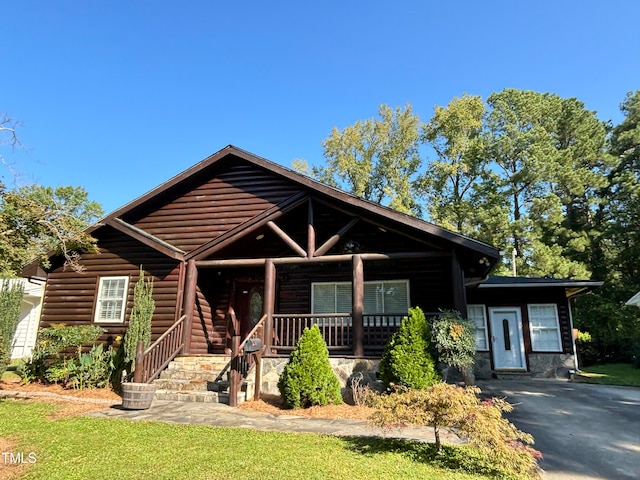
[567,296,579,372]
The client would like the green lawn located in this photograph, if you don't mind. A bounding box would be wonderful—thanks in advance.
[0,399,504,480]
[578,363,640,387]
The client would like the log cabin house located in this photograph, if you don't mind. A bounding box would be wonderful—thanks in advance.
[23,146,601,402]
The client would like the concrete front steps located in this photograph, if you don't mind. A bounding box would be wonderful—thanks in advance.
[153,355,255,405]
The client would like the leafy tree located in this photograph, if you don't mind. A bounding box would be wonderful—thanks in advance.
[485,89,562,276]
[0,184,103,275]
[379,307,440,390]
[278,324,342,408]
[574,91,640,351]
[421,94,489,235]
[0,279,24,376]
[314,104,424,215]
[0,116,103,274]
[482,89,608,278]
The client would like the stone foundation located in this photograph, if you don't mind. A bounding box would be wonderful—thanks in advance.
[473,352,493,379]
[259,357,380,396]
[260,352,573,396]
[528,353,575,378]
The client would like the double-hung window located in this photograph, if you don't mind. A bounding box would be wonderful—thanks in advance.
[311,280,410,323]
[528,304,562,352]
[468,304,489,351]
[94,276,129,323]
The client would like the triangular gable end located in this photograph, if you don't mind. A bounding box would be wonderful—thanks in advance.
[77,145,500,278]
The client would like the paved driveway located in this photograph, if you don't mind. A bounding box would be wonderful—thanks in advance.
[477,379,640,480]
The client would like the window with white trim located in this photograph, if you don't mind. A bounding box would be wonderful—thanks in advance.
[468,304,488,351]
[94,276,129,323]
[311,280,410,315]
[528,304,562,352]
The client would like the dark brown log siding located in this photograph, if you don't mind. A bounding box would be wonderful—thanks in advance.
[191,257,452,352]
[126,160,302,252]
[40,227,181,343]
[466,287,573,353]
[276,257,452,315]
[189,273,234,354]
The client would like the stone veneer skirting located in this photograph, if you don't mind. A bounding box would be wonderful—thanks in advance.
[260,357,380,395]
[473,351,576,379]
[259,351,576,396]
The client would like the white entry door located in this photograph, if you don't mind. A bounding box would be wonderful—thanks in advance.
[489,307,526,370]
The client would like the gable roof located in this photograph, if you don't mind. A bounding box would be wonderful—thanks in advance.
[26,145,501,278]
[94,145,500,256]
[478,275,604,297]
[626,291,640,307]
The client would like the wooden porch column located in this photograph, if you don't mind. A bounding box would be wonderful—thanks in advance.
[181,259,198,354]
[263,259,276,352]
[451,251,467,318]
[352,254,364,357]
[307,198,315,258]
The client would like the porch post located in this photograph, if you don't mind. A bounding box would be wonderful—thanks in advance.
[451,251,467,318]
[181,259,198,354]
[307,198,315,258]
[352,254,364,357]
[263,258,276,352]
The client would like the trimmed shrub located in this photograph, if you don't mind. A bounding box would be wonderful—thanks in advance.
[277,324,342,408]
[0,280,24,377]
[379,306,440,390]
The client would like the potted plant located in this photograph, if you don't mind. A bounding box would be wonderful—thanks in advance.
[121,267,157,409]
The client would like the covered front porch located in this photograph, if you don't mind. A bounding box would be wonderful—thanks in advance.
[179,249,467,358]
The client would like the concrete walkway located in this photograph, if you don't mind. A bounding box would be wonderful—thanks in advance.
[88,399,463,445]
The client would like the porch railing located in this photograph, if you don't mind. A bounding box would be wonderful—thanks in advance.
[272,313,408,353]
[363,314,405,351]
[273,314,352,352]
[229,313,267,407]
[134,315,187,384]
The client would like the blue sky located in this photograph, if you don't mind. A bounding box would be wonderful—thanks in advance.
[2,1,639,215]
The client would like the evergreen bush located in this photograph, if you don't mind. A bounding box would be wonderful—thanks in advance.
[123,267,155,376]
[379,306,440,390]
[277,324,342,408]
[0,279,23,377]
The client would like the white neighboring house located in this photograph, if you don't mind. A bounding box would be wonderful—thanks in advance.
[4,278,45,359]
[626,291,640,308]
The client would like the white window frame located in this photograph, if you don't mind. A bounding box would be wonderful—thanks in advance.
[527,303,562,352]
[468,304,489,351]
[94,276,129,324]
[311,280,410,315]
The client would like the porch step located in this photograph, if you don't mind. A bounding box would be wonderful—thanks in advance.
[154,389,223,403]
[154,381,254,403]
[494,371,534,380]
[153,355,254,405]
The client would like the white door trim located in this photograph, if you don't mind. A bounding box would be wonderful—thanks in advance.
[489,307,527,370]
